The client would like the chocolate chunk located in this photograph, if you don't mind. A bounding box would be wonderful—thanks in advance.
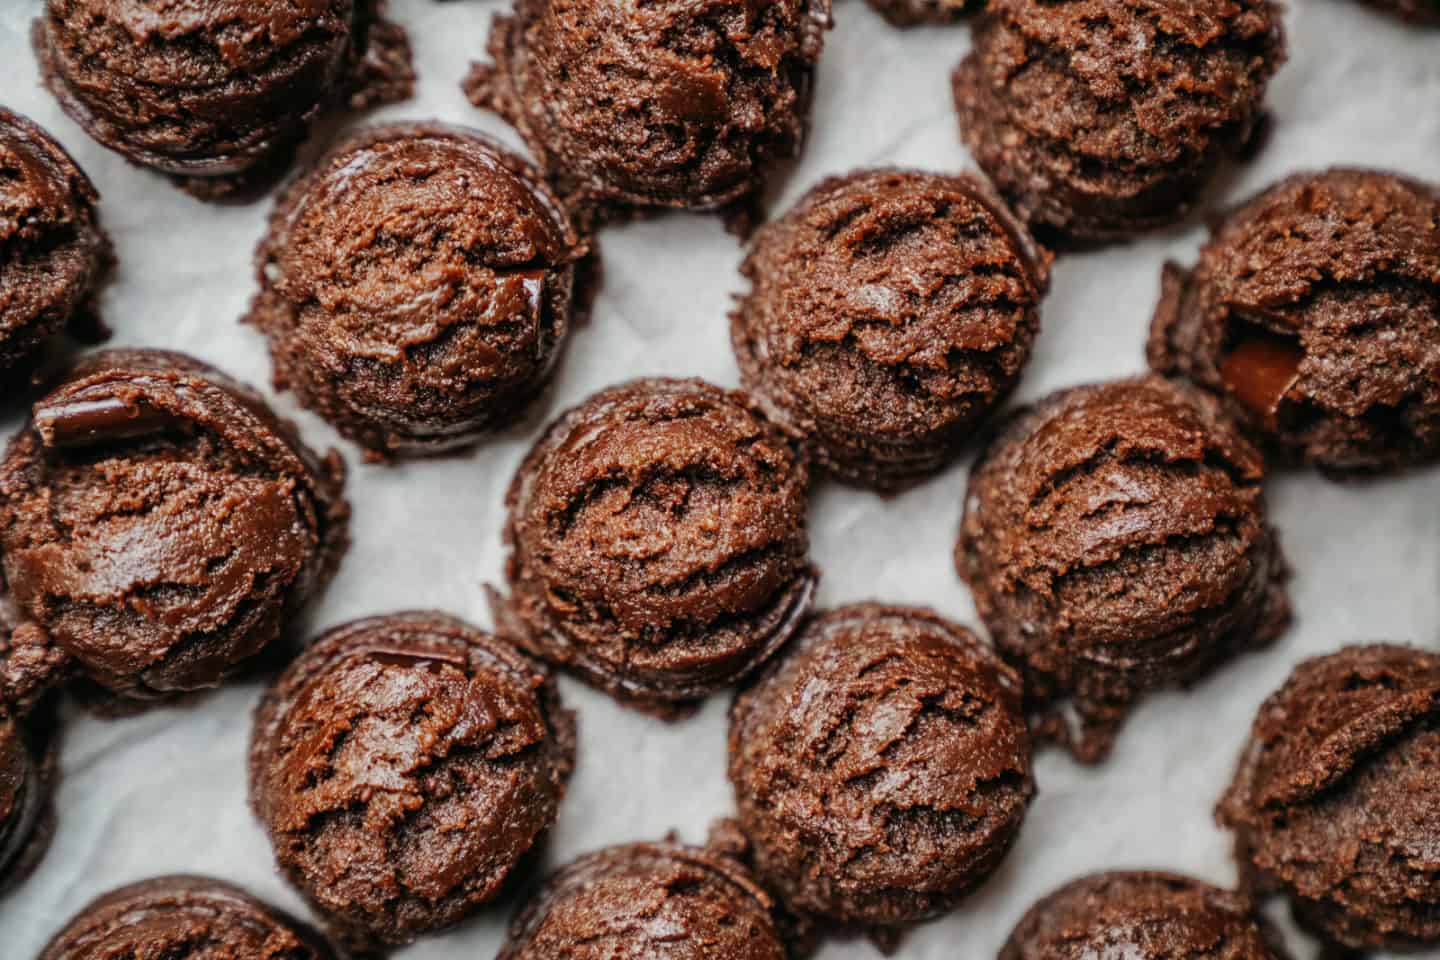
[733,168,1049,492]
[728,603,1033,942]
[0,107,110,374]
[1219,644,1440,952]
[246,123,586,459]
[957,376,1290,762]
[464,0,831,231]
[953,0,1286,242]
[499,378,815,711]
[1002,872,1289,960]
[249,611,575,951]
[33,0,414,199]
[0,349,349,707]
[499,842,785,960]
[1150,167,1440,475]
[39,875,338,959]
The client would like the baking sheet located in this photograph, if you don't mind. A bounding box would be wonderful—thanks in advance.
[2,1,1439,956]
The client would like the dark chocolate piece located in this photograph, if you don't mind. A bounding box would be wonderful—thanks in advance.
[499,842,785,960]
[728,603,1033,941]
[1219,644,1440,952]
[0,107,110,374]
[249,611,575,951]
[957,376,1290,762]
[246,123,586,459]
[1150,168,1440,476]
[499,377,815,711]
[953,0,1286,243]
[1002,871,1289,960]
[33,0,414,199]
[733,168,1049,492]
[0,349,348,707]
[464,0,832,231]
[38,875,338,959]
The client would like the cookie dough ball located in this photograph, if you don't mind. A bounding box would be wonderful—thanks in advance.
[499,842,785,960]
[953,0,1285,242]
[502,378,814,709]
[0,350,348,706]
[1002,872,1288,960]
[733,169,1049,492]
[39,875,337,959]
[1219,644,1440,951]
[0,711,54,894]
[867,0,976,26]
[1149,168,1440,476]
[247,124,585,459]
[34,0,414,198]
[728,604,1033,935]
[957,376,1289,762]
[465,0,831,228]
[250,612,575,950]
[0,108,110,374]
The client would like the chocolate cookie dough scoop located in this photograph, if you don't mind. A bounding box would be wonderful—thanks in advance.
[250,612,575,951]
[39,875,339,959]
[247,124,585,459]
[500,378,815,711]
[728,604,1034,945]
[1219,644,1440,952]
[0,709,55,895]
[499,842,785,960]
[0,108,110,375]
[33,0,414,199]
[1002,871,1289,960]
[733,169,1049,492]
[465,0,832,231]
[1150,168,1440,476]
[953,0,1286,243]
[957,376,1289,762]
[0,349,348,708]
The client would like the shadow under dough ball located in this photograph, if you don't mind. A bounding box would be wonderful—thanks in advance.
[246,124,585,459]
[39,875,338,959]
[464,0,831,229]
[1218,644,1440,952]
[0,108,110,375]
[499,842,785,960]
[732,169,1049,493]
[728,604,1033,940]
[0,710,55,895]
[249,612,575,951]
[0,350,348,709]
[957,376,1290,763]
[501,378,815,710]
[867,0,977,27]
[1149,168,1440,476]
[953,0,1285,243]
[33,0,414,199]
[1002,872,1289,960]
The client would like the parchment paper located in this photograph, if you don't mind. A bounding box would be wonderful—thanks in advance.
[2,1,1439,956]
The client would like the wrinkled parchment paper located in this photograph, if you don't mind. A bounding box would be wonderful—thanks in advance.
[2,1,1439,956]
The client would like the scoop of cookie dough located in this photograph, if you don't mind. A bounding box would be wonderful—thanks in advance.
[39,875,338,959]
[247,123,585,458]
[953,0,1286,242]
[0,107,110,375]
[1219,644,1440,952]
[499,842,785,960]
[733,168,1048,491]
[1149,168,1440,476]
[728,603,1033,938]
[0,709,55,895]
[0,349,348,707]
[465,0,831,229]
[249,611,575,951]
[34,0,414,198]
[957,376,1289,762]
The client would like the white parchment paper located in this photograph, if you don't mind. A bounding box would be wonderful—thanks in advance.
[2,1,1439,956]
